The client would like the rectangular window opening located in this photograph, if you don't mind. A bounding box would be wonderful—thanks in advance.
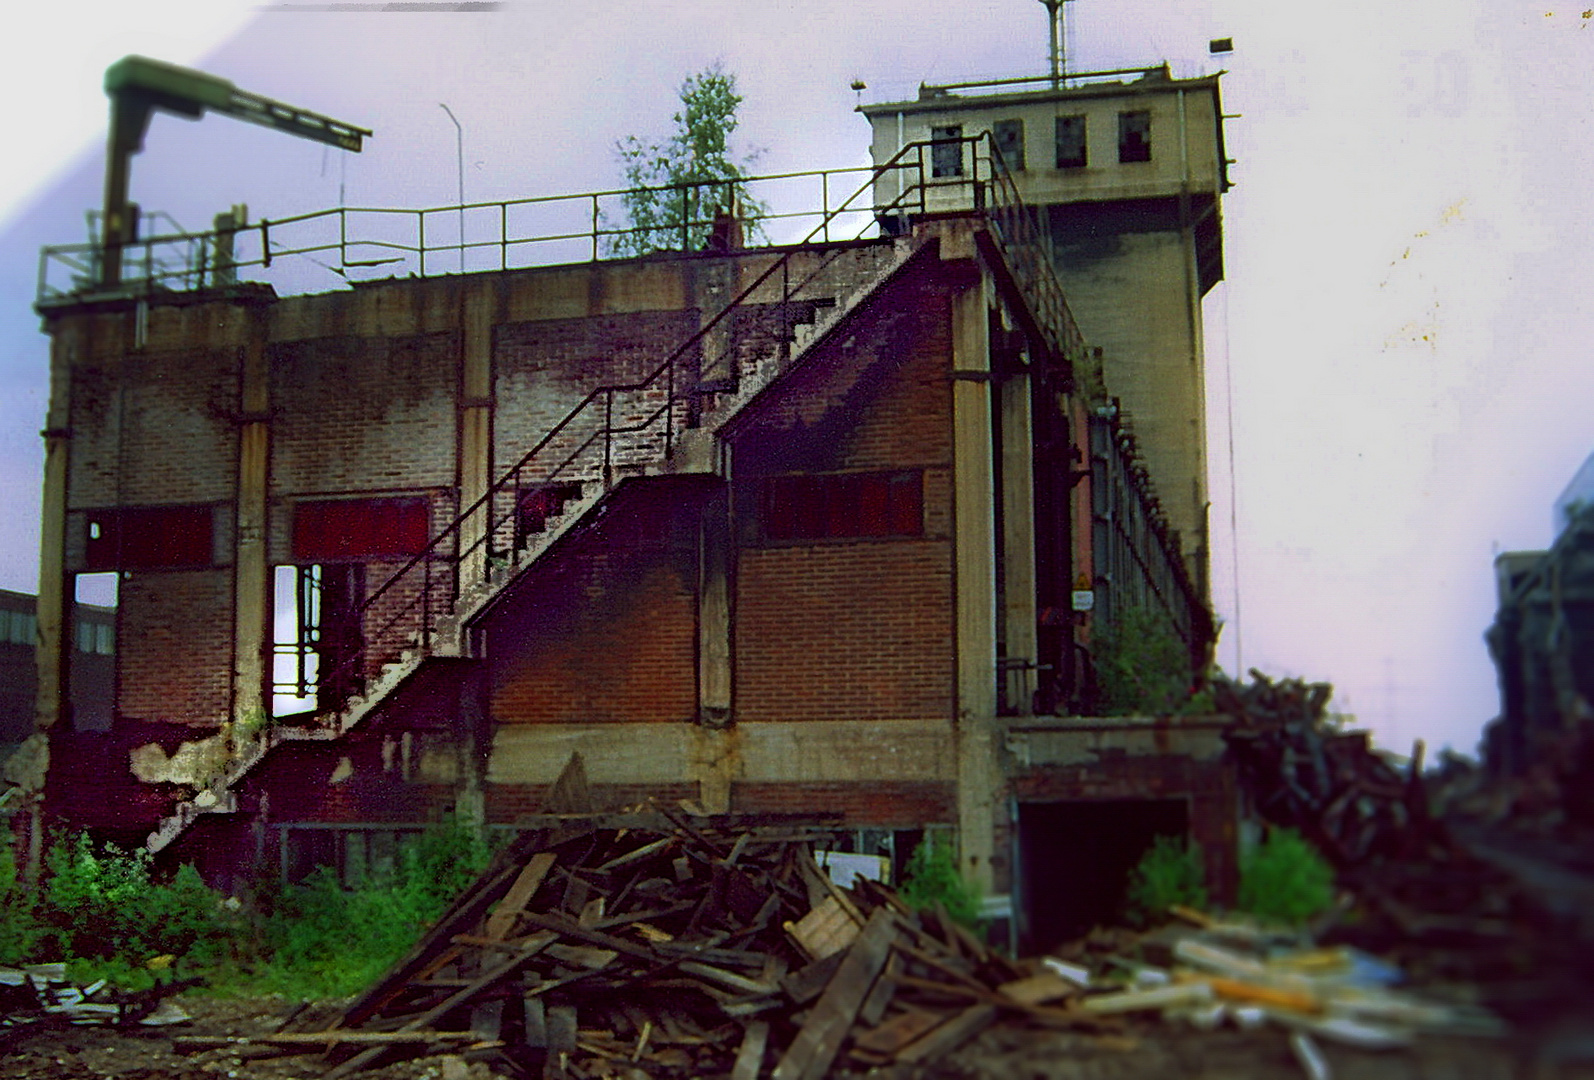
[763,470,924,543]
[1118,110,1151,163]
[930,125,964,178]
[993,119,1025,171]
[1055,115,1087,169]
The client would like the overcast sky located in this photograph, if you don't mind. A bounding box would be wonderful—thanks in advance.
[3,0,1590,757]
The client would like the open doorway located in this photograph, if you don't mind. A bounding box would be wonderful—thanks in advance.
[1017,797,1190,952]
[271,564,365,718]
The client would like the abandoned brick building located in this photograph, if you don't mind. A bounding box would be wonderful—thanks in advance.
[20,61,1230,949]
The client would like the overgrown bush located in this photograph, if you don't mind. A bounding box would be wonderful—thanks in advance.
[1236,827,1336,926]
[40,834,240,970]
[1124,834,1208,926]
[1093,606,1204,715]
[898,834,982,928]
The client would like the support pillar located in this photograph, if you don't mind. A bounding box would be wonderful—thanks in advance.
[950,273,999,893]
[458,280,496,592]
[999,337,1038,716]
[232,310,270,735]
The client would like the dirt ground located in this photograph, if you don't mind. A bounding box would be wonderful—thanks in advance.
[5,993,1594,1080]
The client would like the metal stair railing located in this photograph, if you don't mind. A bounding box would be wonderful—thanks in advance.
[307,136,1010,718]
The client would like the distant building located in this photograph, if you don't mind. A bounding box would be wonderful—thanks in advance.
[1554,449,1594,538]
[0,589,115,760]
[1485,499,1594,777]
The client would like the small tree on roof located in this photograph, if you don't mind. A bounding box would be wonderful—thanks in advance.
[606,64,767,256]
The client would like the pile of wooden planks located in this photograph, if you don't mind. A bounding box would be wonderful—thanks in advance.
[304,807,1101,1078]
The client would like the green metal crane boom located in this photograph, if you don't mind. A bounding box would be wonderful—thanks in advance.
[99,55,371,287]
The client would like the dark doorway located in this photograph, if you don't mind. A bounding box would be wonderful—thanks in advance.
[1017,798,1190,952]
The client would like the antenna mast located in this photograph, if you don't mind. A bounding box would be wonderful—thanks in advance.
[1039,0,1074,87]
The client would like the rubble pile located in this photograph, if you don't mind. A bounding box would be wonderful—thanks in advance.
[0,962,192,1043]
[290,807,1095,1079]
[1216,674,1556,972]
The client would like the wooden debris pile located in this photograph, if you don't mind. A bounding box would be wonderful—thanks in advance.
[300,809,1104,1078]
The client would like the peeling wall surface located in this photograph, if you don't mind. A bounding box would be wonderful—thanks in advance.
[34,222,1226,902]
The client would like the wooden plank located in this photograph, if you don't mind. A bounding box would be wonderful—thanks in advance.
[470,1000,504,1042]
[857,953,900,1027]
[522,994,547,1048]
[544,943,618,970]
[780,952,844,1006]
[730,1020,769,1080]
[515,910,663,963]
[894,1003,996,1064]
[578,897,606,928]
[784,895,858,960]
[485,852,557,940]
[853,1008,946,1055]
[996,972,1076,1007]
[771,906,897,1080]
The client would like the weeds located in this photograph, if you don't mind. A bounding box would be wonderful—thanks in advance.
[0,816,492,998]
[1237,827,1336,926]
[898,834,982,928]
[1124,835,1208,926]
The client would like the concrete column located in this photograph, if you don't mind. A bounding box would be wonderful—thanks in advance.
[999,341,1038,716]
[950,277,999,893]
[698,487,733,725]
[232,310,270,734]
[17,320,79,880]
[458,280,496,590]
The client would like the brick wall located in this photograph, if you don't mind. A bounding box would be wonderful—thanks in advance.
[493,311,695,474]
[731,265,956,724]
[731,781,954,827]
[269,333,458,497]
[487,485,702,725]
[68,347,240,509]
[117,569,232,725]
[486,783,700,823]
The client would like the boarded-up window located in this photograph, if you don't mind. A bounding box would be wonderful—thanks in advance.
[1055,115,1087,169]
[1118,110,1151,163]
[292,497,430,562]
[84,505,215,571]
[763,471,923,542]
[994,118,1025,171]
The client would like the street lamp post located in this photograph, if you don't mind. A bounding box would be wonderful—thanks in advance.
[439,103,464,273]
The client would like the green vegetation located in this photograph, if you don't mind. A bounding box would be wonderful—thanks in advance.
[1093,605,1211,715]
[0,816,491,998]
[1123,835,1208,927]
[257,815,492,997]
[898,833,982,928]
[1236,827,1336,926]
[607,64,767,256]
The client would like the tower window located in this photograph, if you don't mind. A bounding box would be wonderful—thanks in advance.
[993,119,1025,171]
[1055,115,1087,169]
[1118,111,1151,163]
[930,125,964,178]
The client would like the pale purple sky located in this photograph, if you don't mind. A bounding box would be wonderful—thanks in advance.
[4,0,1591,756]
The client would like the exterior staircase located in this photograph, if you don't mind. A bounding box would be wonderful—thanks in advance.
[145,130,1092,853]
[146,233,932,852]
